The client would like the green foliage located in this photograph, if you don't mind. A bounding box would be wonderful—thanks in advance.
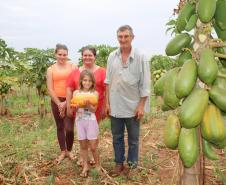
[150,55,178,73]
[78,44,117,67]
[0,38,19,115]
[0,39,18,96]
[165,19,178,36]
[99,118,111,134]
[0,83,11,96]
[23,48,55,96]
[14,52,33,87]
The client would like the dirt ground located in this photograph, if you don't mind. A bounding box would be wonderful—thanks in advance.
[0,112,225,185]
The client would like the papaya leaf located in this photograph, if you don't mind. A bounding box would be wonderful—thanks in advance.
[166,19,176,26]
[165,27,174,35]
[171,29,178,36]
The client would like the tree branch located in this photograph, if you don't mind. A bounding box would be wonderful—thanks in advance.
[209,41,226,48]
[217,73,226,79]
[214,52,226,59]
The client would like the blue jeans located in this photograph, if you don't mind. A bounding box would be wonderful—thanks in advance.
[110,116,140,168]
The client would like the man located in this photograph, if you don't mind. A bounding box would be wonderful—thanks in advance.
[105,25,150,176]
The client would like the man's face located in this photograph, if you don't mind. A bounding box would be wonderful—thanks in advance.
[117,30,134,49]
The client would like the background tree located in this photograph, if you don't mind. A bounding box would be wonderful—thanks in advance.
[0,38,18,115]
[23,48,55,117]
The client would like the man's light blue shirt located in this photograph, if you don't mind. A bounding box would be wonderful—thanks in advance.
[105,48,150,118]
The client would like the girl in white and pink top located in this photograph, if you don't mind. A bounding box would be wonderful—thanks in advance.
[72,69,100,177]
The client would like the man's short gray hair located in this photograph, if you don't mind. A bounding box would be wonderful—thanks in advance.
[117,25,134,36]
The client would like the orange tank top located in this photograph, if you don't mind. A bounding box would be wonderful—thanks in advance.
[52,63,73,97]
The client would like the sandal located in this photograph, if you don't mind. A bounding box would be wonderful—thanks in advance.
[89,159,96,166]
[80,169,89,178]
[56,152,66,164]
[77,159,84,167]
[66,151,75,160]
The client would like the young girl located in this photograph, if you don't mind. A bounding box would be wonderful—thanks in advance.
[72,70,100,177]
[46,44,77,164]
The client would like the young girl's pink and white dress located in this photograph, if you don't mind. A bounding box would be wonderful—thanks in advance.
[75,92,99,140]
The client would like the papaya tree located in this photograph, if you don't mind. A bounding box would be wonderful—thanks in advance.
[14,51,33,102]
[154,0,226,184]
[24,48,55,117]
[0,38,18,115]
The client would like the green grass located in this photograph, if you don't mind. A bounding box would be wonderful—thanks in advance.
[1,86,225,185]
[0,116,56,161]
[6,85,51,115]
[99,118,111,134]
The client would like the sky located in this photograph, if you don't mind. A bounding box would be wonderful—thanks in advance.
[0,0,179,61]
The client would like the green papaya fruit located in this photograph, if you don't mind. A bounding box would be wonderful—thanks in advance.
[176,2,196,32]
[177,50,192,66]
[165,33,192,56]
[185,14,198,31]
[163,68,180,109]
[214,0,226,30]
[198,0,216,23]
[214,21,226,41]
[153,73,167,96]
[179,88,209,128]
[201,104,226,143]
[202,139,219,160]
[212,127,226,149]
[213,138,226,149]
[213,76,226,90]
[198,48,218,86]
[161,102,172,111]
[175,59,197,98]
[178,128,199,168]
[163,113,181,149]
[209,85,226,112]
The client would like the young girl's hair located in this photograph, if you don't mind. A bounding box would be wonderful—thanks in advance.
[79,69,96,91]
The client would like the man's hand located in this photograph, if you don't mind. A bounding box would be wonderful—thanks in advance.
[135,97,147,120]
[134,104,145,120]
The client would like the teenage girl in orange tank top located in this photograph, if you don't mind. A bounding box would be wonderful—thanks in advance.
[46,44,77,164]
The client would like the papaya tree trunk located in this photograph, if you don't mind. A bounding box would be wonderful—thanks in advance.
[178,0,211,181]
[27,85,32,104]
[0,95,7,115]
[0,96,3,115]
[37,87,46,118]
[179,127,204,185]
[39,96,45,118]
